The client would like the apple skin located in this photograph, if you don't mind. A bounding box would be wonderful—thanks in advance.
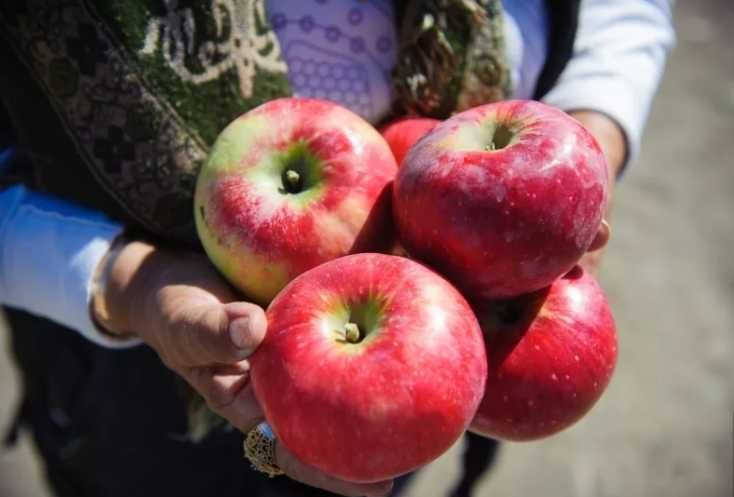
[380,117,440,166]
[469,266,617,441]
[250,253,488,482]
[195,98,397,305]
[393,100,608,299]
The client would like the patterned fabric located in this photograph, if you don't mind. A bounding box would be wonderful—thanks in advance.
[0,0,292,240]
[392,0,510,118]
[267,0,398,123]
[0,0,507,239]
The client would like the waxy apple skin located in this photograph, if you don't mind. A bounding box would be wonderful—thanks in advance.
[250,253,488,482]
[470,267,617,441]
[380,117,440,166]
[393,100,608,299]
[195,98,397,305]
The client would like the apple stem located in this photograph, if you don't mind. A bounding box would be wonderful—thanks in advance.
[344,322,361,343]
[284,169,301,192]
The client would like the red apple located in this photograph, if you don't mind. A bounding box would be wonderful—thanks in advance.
[393,100,608,299]
[380,117,440,166]
[470,266,617,441]
[250,253,487,482]
[195,98,397,305]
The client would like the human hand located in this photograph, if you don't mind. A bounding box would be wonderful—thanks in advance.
[569,110,627,274]
[583,219,611,275]
[93,240,392,496]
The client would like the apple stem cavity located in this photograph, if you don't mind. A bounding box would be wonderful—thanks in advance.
[344,322,361,343]
[283,169,302,193]
[485,124,514,152]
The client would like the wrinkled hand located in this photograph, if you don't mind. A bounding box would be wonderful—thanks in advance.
[94,241,392,497]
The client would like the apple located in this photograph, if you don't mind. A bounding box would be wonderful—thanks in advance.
[250,253,488,482]
[469,266,617,441]
[194,98,397,305]
[380,117,440,166]
[393,100,608,299]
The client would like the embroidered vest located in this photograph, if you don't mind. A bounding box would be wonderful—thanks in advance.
[0,0,579,243]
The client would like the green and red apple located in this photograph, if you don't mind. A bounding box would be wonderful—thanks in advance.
[195,98,397,305]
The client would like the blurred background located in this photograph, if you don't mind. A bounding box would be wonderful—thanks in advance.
[1,1,732,496]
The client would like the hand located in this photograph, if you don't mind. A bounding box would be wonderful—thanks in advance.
[569,111,627,274]
[94,240,392,496]
[584,219,611,275]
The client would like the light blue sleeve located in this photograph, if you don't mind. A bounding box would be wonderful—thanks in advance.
[0,183,141,348]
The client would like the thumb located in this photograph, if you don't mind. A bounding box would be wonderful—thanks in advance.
[588,219,610,252]
[169,301,267,366]
[224,302,268,354]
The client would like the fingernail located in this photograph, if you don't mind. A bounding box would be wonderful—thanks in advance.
[229,317,252,350]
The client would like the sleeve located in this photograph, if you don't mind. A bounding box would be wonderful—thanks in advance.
[0,183,142,348]
[541,0,676,165]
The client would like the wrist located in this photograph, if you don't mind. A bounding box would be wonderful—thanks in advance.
[92,238,157,339]
[568,110,626,183]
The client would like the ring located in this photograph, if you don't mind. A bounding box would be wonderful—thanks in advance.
[244,422,284,478]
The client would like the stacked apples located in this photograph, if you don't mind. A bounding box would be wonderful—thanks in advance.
[194,98,617,482]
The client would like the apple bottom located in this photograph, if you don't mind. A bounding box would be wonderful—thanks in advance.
[470,267,618,441]
[251,253,487,482]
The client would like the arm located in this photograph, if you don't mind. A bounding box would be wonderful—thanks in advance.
[0,184,135,347]
[570,110,624,273]
[96,238,392,497]
[542,0,675,271]
[0,183,391,497]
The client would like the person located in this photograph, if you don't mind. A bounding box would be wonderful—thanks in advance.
[0,1,673,496]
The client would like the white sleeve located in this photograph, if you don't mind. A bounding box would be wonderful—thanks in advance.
[541,0,675,165]
[0,184,142,348]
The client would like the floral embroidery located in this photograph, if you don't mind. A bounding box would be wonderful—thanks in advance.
[141,0,287,99]
[0,0,291,239]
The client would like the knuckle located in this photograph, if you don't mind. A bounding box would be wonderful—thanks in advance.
[203,385,235,412]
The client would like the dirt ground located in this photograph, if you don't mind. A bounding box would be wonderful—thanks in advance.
[1,1,732,496]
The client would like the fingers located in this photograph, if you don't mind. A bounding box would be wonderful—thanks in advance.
[588,219,610,252]
[276,443,394,497]
[167,301,267,366]
[182,365,264,433]
[224,302,267,353]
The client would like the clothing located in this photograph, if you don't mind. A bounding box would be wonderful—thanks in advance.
[0,0,558,348]
[542,0,675,163]
[266,0,399,123]
[0,184,136,348]
[1,0,674,348]
[0,1,673,496]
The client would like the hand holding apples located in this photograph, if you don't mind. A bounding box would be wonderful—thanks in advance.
[190,96,620,488]
[95,241,394,497]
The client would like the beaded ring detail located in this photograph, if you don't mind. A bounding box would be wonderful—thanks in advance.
[244,422,284,478]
